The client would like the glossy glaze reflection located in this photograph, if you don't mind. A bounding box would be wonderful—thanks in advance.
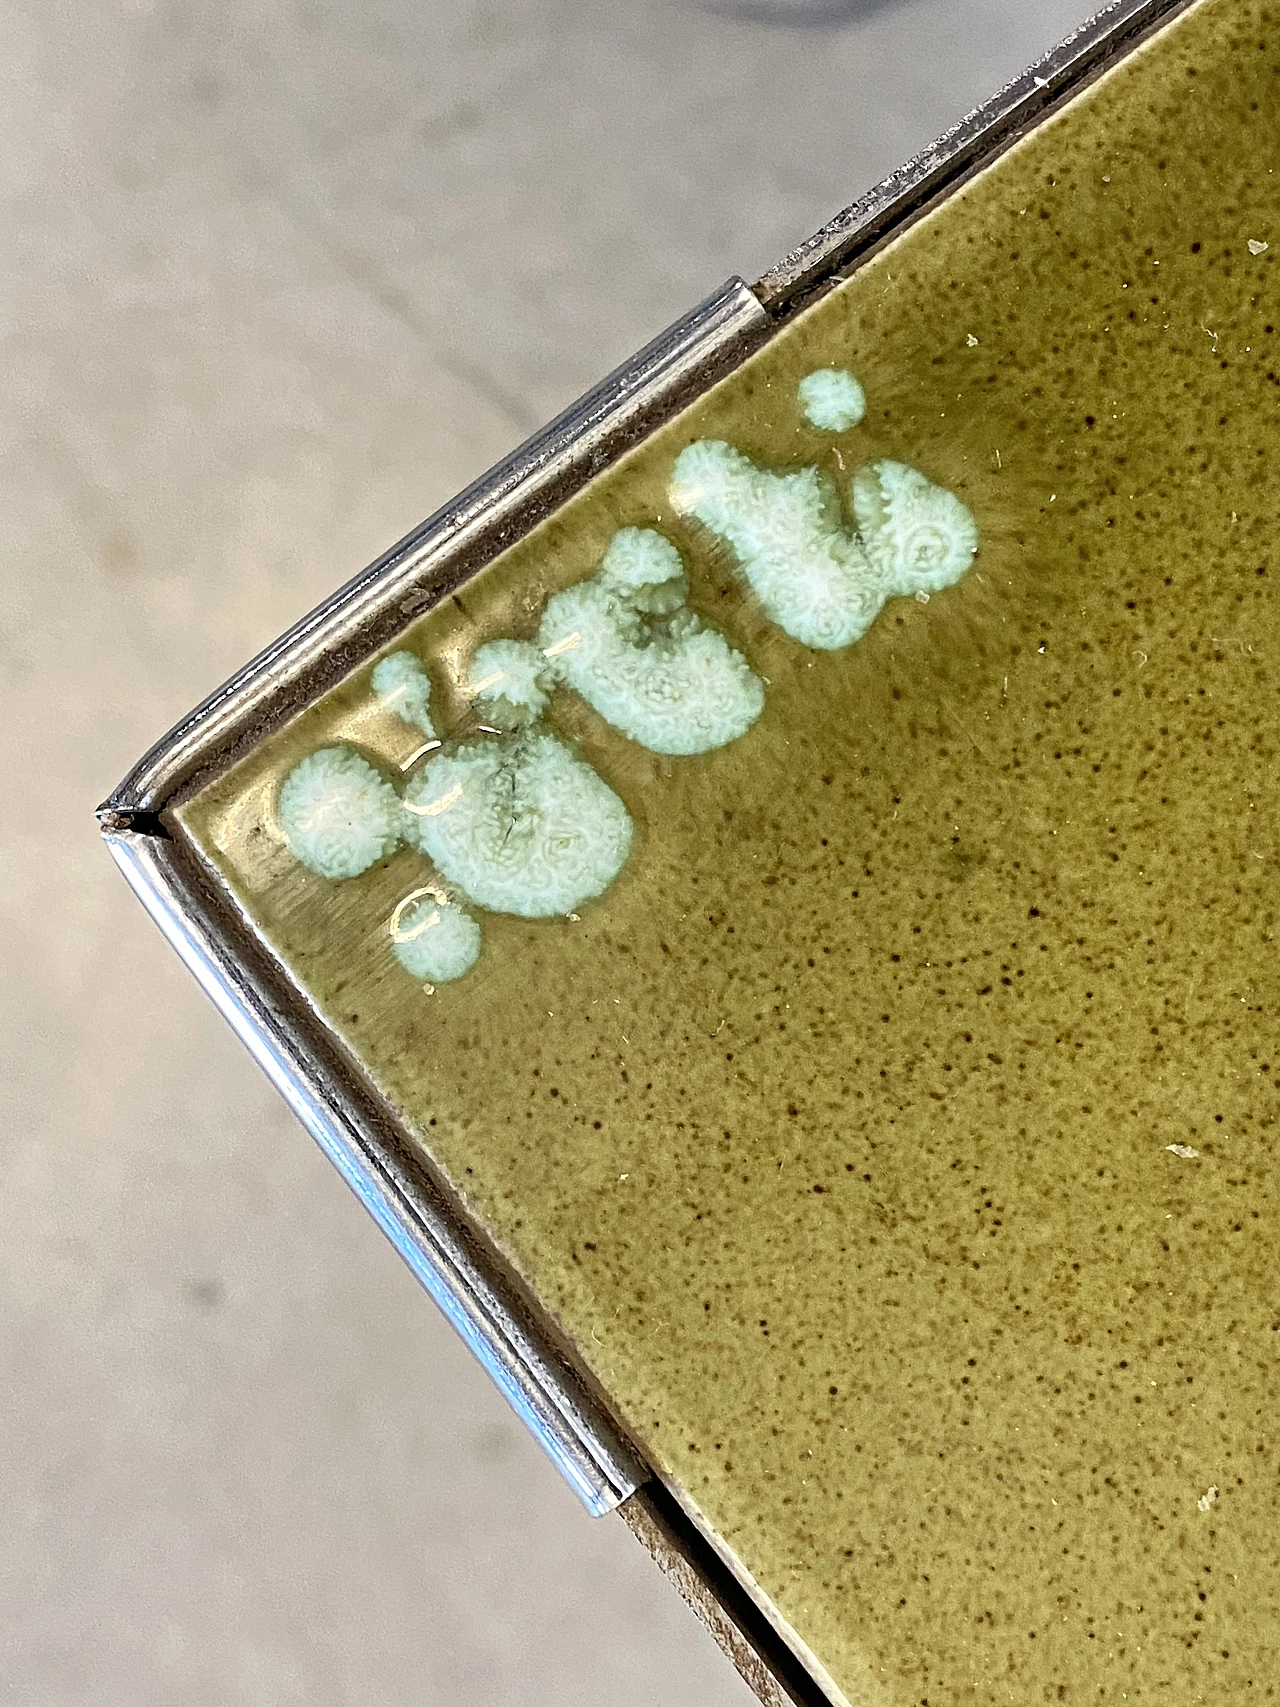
[182,1,1280,1697]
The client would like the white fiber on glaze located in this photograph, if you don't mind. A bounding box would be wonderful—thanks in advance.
[537,526,764,755]
[371,651,436,735]
[668,439,886,650]
[390,888,483,983]
[277,745,403,880]
[851,458,979,596]
[402,732,632,918]
[798,367,866,432]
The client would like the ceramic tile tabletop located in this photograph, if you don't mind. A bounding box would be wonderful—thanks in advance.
[179,1,1280,1696]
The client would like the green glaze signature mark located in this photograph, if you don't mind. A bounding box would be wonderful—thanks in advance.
[275,380,979,983]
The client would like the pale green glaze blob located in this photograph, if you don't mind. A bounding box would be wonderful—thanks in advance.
[182,1,1280,1696]
[390,891,482,984]
[538,526,766,755]
[851,457,979,596]
[402,727,633,920]
[371,650,436,736]
[276,745,403,880]
[798,365,867,431]
[668,438,883,647]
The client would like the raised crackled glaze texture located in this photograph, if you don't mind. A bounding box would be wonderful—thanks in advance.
[669,439,889,649]
[183,1,1280,1697]
[798,366,867,433]
[274,405,961,975]
[538,526,766,757]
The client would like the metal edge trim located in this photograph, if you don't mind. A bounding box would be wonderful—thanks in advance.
[620,1483,841,1707]
[752,0,1199,312]
[100,276,770,823]
[105,826,646,1516]
[97,275,769,1519]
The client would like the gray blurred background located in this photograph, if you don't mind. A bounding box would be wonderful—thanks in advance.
[1,1,1097,1701]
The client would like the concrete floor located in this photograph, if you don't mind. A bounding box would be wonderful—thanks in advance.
[1,0,1098,1700]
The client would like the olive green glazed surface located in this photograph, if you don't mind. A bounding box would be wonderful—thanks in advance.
[182,1,1280,1696]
